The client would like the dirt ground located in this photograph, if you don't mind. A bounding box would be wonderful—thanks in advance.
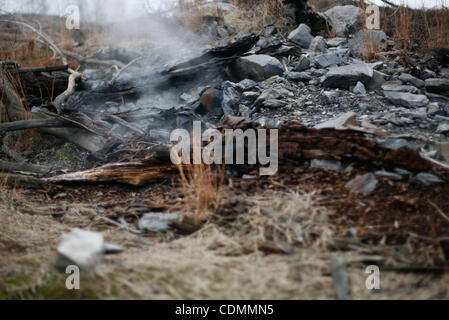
[1,165,449,300]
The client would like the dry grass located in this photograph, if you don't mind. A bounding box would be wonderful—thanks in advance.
[362,32,382,61]
[379,2,449,51]
[226,0,294,35]
[1,187,449,300]
[175,164,226,226]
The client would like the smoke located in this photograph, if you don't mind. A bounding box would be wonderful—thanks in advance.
[1,0,175,21]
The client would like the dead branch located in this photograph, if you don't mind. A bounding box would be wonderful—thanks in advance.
[0,118,74,133]
[48,145,178,186]
[52,69,82,114]
[429,201,449,224]
[105,114,146,136]
[109,56,143,85]
[379,0,399,8]
[63,49,126,68]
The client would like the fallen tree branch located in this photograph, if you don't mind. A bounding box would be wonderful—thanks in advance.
[48,145,178,186]
[0,118,74,133]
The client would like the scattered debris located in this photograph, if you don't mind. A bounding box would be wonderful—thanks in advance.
[347,173,379,195]
[55,229,105,272]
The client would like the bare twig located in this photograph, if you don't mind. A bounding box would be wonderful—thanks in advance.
[109,56,143,85]
[429,200,449,224]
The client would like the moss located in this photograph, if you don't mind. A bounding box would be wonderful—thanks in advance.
[0,273,100,300]
[55,143,81,164]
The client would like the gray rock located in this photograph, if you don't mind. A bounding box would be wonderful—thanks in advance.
[349,30,388,56]
[375,170,403,181]
[347,173,379,195]
[255,86,291,106]
[352,81,366,95]
[322,64,373,89]
[416,173,444,186]
[288,24,314,48]
[425,78,449,96]
[231,55,284,81]
[200,2,238,14]
[56,229,105,272]
[294,55,311,71]
[138,212,182,232]
[237,79,257,90]
[381,138,420,151]
[310,159,343,172]
[217,27,229,39]
[287,72,313,82]
[309,36,328,53]
[325,5,363,37]
[366,70,387,91]
[239,104,251,118]
[384,91,429,108]
[243,91,259,101]
[326,37,347,47]
[314,53,342,69]
[437,122,449,134]
[260,99,288,108]
[221,81,241,115]
[329,257,352,300]
[315,112,357,129]
[399,73,425,88]
[381,84,419,93]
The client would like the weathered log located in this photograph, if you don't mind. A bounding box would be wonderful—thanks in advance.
[48,145,178,186]
[47,118,449,187]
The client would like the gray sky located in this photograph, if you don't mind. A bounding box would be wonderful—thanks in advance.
[1,0,448,22]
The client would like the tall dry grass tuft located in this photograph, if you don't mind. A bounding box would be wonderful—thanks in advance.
[227,0,293,35]
[176,164,226,226]
[362,31,382,61]
[381,3,449,51]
